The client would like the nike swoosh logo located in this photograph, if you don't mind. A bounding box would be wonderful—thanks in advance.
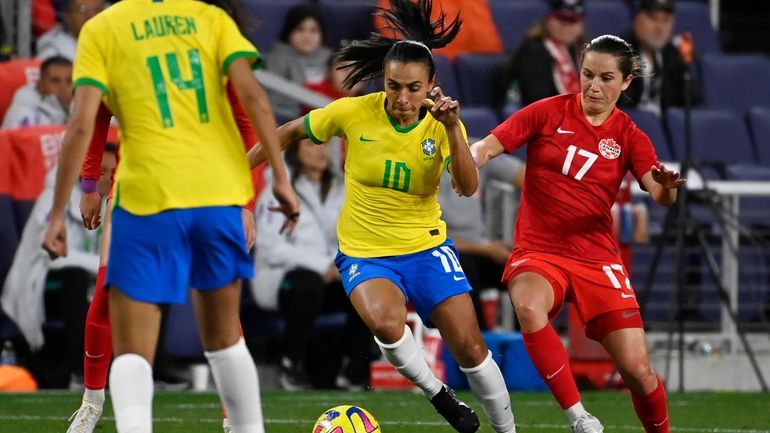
[546,365,565,380]
[510,258,529,267]
[621,293,636,299]
[85,351,105,359]
[557,127,575,134]
[654,416,669,427]
[359,135,376,142]
[623,311,640,319]
[453,275,466,281]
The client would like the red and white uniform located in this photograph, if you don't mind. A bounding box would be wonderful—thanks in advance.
[493,93,659,325]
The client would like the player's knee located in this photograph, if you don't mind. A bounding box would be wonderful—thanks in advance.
[618,360,656,390]
[512,300,548,328]
[370,316,405,344]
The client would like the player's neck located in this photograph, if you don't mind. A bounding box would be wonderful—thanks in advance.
[582,108,613,126]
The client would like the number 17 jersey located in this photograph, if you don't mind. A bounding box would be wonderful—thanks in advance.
[492,94,659,262]
[73,0,259,215]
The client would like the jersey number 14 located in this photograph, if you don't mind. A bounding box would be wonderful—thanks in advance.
[146,49,209,128]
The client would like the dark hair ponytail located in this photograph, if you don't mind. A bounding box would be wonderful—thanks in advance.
[338,0,461,89]
[581,34,644,80]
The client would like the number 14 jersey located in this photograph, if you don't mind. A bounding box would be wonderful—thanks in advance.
[73,0,259,215]
[492,93,659,262]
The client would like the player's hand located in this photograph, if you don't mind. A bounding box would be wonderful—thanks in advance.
[79,191,102,230]
[241,207,256,251]
[42,214,67,259]
[424,87,460,128]
[268,179,301,235]
[487,240,512,265]
[651,164,686,190]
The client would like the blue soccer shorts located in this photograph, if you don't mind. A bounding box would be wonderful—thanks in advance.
[107,206,253,304]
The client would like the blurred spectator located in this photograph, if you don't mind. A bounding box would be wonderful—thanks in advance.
[303,52,366,172]
[1,163,104,387]
[254,139,371,390]
[612,173,649,273]
[439,154,525,330]
[620,0,703,115]
[33,0,57,37]
[503,0,586,108]
[265,3,333,120]
[375,0,502,60]
[36,0,104,60]
[1,56,72,129]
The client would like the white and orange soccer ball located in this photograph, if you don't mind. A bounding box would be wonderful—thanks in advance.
[312,405,381,433]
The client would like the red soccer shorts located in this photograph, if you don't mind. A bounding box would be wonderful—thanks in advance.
[502,248,643,340]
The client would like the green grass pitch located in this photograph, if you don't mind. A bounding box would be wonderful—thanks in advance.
[1,390,769,432]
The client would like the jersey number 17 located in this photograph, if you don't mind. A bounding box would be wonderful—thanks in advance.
[146,49,209,128]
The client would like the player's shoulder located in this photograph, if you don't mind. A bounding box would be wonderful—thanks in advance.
[532,93,573,111]
[326,92,383,115]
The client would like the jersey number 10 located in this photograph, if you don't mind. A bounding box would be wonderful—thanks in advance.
[146,49,209,128]
[382,160,411,192]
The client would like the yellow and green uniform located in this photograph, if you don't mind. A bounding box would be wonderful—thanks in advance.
[305,92,467,257]
[72,0,260,215]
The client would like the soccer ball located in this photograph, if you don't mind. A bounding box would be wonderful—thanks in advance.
[312,405,381,433]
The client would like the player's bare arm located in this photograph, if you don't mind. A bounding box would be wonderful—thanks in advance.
[470,134,506,169]
[641,163,686,207]
[247,117,307,169]
[42,85,103,259]
[425,86,478,197]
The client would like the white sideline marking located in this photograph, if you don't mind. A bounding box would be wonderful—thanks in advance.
[1,415,768,433]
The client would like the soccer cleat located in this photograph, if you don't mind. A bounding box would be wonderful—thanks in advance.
[65,400,103,433]
[570,413,604,433]
[279,356,311,391]
[430,385,481,433]
[222,418,232,433]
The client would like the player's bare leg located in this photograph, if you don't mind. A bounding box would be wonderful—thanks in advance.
[350,279,480,433]
[431,294,516,433]
[509,272,602,433]
[603,327,669,433]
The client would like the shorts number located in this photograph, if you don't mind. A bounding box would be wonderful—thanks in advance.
[146,49,209,128]
[602,264,635,298]
[382,160,411,192]
[562,145,598,181]
[432,246,463,273]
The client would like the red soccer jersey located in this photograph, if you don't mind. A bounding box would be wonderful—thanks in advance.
[491,93,659,262]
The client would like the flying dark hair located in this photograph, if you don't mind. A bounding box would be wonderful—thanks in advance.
[284,141,334,203]
[337,0,462,89]
[581,34,644,79]
[279,3,326,44]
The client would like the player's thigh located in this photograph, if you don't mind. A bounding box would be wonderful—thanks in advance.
[503,251,569,329]
[348,277,408,342]
[108,288,162,363]
[430,293,488,368]
[191,279,242,351]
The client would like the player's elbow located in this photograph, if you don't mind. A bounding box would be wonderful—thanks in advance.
[455,179,478,197]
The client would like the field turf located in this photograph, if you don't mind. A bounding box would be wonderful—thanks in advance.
[1,390,769,432]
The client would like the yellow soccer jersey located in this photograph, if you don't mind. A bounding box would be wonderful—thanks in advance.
[305,92,467,257]
[73,0,259,215]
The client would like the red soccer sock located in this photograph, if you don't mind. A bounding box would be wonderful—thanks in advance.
[83,266,113,390]
[522,324,581,409]
[631,376,670,433]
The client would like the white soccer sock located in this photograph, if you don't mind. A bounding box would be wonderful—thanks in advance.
[565,401,588,424]
[83,388,105,405]
[461,351,516,433]
[375,324,443,399]
[109,353,153,433]
[205,338,264,433]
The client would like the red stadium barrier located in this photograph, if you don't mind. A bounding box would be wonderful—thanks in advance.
[0,59,43,123]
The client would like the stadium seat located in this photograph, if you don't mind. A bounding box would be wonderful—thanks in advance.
[700,54,770,112]
[673,1,721,55]
[488,1,548,53]
[0,59,42,124]
[460,107,499,140]
[724,164,770,228]
[747,107,770,165]
[454,54,507,108]
[433,54,459,101]
[665,108,755,165]
[319,2,376,48]
[623,108,673,161]
[585,0,631,39]
[241,1,305,53]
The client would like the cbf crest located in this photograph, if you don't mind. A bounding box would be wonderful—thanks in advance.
[421,138,436,160]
